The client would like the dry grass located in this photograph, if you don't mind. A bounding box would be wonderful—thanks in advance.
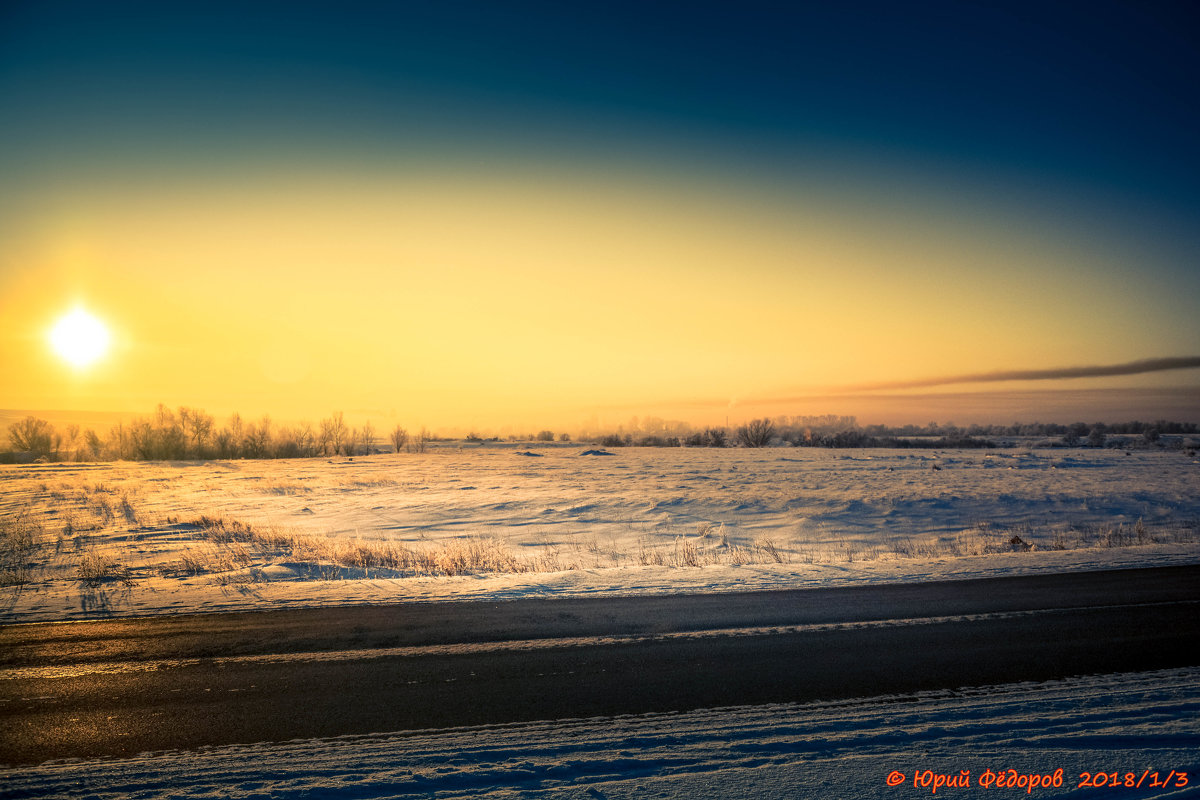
[887,519,1198,561]
[753,537,785,563]
[1,511,42,586]
[178,512,1200,583]
[186,515,534,577]
[86,495,116,526]
[260,481,311,496]
[342,478,398,489]
[76,552,134,587]
[119,492,139,526]
[183,514,808,578]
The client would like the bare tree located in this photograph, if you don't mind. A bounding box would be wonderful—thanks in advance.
[64,424,81,460]
[736,418,775,448]
[318,418,334,456]
[215,429,236,459]
[109,422,133,460]
[226,413,245,457]
[328,412,347,455]
[297,421,316,456]
[84,429,103,459]
[9,416,55,458]
[360,421,376,455]
[241,422,270,458]
[129,419,156,460]
[180,407,214,455]
[318,412,348,455]
[390,425,408,453]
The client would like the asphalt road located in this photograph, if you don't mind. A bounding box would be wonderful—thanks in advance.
[2,565,1198,766]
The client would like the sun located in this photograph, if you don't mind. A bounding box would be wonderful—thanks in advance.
[50,308,111,368]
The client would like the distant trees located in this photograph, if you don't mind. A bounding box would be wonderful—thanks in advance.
[84,429,103,459]
[702,428,728,447]
[3,407,342,462]
[4,405,1197,464]
[180,407,214,452]
[323,412,347,456]
[296,422,317,456]
[685,429,718,447]
[242,417,272,458]
[342,426,360,457]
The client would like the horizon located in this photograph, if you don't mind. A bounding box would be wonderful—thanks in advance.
[4,383,1198,442]
[3,2,1199,428]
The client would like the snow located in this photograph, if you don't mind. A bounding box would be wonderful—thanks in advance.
[2,446,1198,796]
[3,668,1197,798]
[2,446,1197,623]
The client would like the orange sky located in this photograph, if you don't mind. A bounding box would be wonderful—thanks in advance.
[2,160,1197,431]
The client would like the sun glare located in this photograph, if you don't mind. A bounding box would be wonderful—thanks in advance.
[50,308,111,368]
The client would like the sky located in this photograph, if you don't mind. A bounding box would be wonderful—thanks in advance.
[2,0,1198,431]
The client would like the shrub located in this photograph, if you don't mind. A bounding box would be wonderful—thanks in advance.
[1,512,41,586]
[736,418,775,448]
[635,435,680,447]
[76,552,134,586]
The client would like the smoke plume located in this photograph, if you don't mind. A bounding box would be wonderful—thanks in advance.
[844,356,1200,392]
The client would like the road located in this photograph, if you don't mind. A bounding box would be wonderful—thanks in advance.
[2,565,1197,766]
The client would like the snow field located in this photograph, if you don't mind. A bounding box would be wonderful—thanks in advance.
[2,446,1198,622]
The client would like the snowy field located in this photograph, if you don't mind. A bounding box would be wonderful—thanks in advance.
[1,445,1198,622]
[3,668,1197,799]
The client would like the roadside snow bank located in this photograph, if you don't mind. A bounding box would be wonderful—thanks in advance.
[4,668,1196,799]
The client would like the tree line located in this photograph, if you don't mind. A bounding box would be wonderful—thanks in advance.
[3,405,427,463]
[3,406,1196,462]
[585,416,1197,449]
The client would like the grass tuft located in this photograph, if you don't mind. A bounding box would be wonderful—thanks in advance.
[76,552,134,587]
[1,511,42,586]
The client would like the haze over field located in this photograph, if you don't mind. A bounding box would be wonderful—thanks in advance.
[2,2,1199,429]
